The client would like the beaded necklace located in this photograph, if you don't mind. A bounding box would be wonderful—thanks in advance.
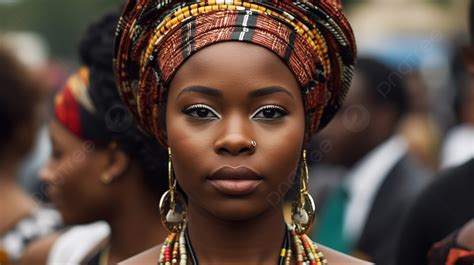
[158,224,328,265]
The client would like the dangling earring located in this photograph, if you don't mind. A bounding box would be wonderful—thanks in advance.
[291,149,316,234]
[159,147,187,233]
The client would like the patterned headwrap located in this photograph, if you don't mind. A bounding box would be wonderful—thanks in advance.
[54,67,109,144]
[114,0,356,144]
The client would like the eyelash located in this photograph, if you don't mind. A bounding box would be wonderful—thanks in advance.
[182,104,221,119]
[250,105,288,120]
[183,104,288,121]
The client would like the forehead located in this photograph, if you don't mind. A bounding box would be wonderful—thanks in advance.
[168,42,301,98]
[48,120,83,148]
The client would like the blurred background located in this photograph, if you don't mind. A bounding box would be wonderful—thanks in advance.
[0,0,471,210]
[0,0,471,209]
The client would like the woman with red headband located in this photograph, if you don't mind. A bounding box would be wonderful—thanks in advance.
[21,12,169,265]
[115,0,366,264]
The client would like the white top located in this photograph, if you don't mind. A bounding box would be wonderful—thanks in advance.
[0,207,61,262]
[47,221,110,265]
[441,125,474,169]
[343,135,407,242]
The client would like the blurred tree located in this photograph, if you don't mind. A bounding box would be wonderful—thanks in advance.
[0,0,122,59]
[0,0,458,60]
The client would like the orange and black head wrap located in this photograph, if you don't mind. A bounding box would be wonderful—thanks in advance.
[114,0,357,144]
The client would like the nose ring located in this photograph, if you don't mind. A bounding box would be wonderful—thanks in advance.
[250,140,257,150]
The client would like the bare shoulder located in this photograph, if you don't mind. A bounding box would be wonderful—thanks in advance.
[119,244,162,265]
[319,245,373,265]
[19,231,62,265]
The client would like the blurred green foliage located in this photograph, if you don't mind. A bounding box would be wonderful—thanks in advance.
[0,0,122,59]
[0,0,454,60]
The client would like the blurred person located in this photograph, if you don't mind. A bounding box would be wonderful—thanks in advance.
[0,44,61,264]
[440,45,474,169]
[441,18,474,170]
[396,5,474,260]
[311,57,431,264]
[1,33,64,199]
[20,12,168,265]
[399,71,441,172]
[395,9,474,263]
[427,219,474,265]
[397,159,474,265]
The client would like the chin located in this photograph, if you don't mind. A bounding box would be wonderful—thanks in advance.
[206,198,273,222]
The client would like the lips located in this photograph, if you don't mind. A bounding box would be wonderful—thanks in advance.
[45,186,62,208]
[208,166,263,196]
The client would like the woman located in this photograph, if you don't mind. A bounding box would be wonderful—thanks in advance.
[115,0,367,264]
[21,12,169,265]
[0,44,61,265]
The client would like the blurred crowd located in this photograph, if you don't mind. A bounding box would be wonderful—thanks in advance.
[0,0,473,265]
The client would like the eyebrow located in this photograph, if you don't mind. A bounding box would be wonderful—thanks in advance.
[176,85,294,99]
[248,86,294,99]
[176,86,222,99]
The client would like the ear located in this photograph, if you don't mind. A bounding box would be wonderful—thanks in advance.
[103,143,131,183]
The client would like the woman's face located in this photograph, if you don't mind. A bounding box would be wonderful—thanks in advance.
[40,120,113,224]
[166,42,305,221]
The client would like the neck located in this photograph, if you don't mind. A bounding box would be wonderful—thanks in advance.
[186,200,287,265]
[105,187,167,264]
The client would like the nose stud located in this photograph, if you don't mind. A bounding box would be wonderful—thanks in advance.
[250,140,257,152]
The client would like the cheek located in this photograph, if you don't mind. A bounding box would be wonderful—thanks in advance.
[165,96,214,186]
[166,117,211,187]
[257,118,305,190]
[53,153,108,222]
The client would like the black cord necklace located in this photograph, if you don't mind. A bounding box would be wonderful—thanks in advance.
[184,225,291,265]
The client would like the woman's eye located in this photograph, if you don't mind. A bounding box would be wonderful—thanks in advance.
[183,104,220,120]
[251,105,288,120]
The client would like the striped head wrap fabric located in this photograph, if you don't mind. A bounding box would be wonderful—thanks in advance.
[54,67,110,144]
[114,0,357,144]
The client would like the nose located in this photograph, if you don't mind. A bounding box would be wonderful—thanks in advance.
[39,160,56,185]
[214,115,255,156]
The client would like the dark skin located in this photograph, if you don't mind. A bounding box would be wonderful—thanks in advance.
[0,122,39,236]
[0,98,43,235]
[457,219,474,250]
[315,72,399,168]
[121,42,369,265]
[462,47,474,125]
[20,120,167,265]
[0,45,46,241]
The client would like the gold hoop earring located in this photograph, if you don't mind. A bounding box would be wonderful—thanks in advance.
[159,147,187,233]
[100,173,113,184]
[291,149,316,234]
